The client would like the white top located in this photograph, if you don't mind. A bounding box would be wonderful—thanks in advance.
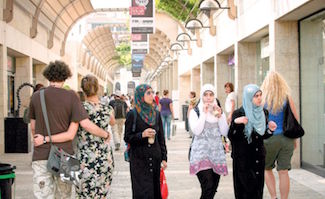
[189,109,229,137]
[225,92,236,113]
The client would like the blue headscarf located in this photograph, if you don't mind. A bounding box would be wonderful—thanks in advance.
[242,84,266,143]
[134,84,156,126]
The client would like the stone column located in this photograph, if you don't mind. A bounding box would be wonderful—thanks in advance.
[15,57,33,117]
[202,61,214,86]
[216,55,230,106]
[179,75,191,121]
[34,64,48,86]
[269,21,300,168]
[236,42,257,106]
[0,45,8,154]
[172,60,178,90]
[191,67,201,96]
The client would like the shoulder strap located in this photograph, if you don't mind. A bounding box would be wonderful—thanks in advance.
[194,106,200,117]
[155,110,159,132]
[216,98,221,108]
[40,89,52,144]
[132,108,137,132]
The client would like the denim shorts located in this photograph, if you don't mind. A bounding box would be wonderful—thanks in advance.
[264,134,294,171]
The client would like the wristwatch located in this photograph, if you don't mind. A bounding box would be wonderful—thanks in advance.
[43,136,47,144]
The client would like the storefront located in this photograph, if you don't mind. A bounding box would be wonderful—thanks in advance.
[7,56,15,117]
[299,9,325,177]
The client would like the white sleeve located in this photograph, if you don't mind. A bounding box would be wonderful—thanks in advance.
[189,109,207,136]
[218,113,229,137]
[230,92,236,101]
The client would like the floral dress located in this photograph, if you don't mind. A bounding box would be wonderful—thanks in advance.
[76,102,114,199]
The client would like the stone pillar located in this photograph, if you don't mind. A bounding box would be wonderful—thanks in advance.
[0,45,8,154]
[34,64,48,86]
[236,42,257,106]
[216,55,230,105]
[172,60,178,90]
[269,21,300,168]
[179,75,191,120]
[15,57,33,117]
[191,67,201,96]
[202,61,214,86]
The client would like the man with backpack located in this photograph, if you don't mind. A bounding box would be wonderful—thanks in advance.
[109,90,129,150]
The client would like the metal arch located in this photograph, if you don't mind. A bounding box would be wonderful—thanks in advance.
[60,11,94,56]
[49,0,89,48]
[30,0,46,38]
[144,55,159,67]
[148,48,163,61]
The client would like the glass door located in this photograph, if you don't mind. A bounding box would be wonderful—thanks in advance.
[300,10,325,177]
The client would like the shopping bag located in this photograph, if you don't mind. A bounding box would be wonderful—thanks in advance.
[160,168,168,199]
[172,123,177,136]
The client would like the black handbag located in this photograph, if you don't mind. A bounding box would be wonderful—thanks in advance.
[283,99,304,138]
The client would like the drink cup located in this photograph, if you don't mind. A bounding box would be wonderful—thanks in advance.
[148,129,156,144]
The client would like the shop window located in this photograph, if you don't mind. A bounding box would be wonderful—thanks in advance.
[300,10,325,177]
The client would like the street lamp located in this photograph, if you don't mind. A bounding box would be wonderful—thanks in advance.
[185,19,208,47]
[170,43,187,52]
[200,0,237,20]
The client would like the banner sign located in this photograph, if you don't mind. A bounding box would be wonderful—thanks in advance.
[131,34,149,54]
[132,54,145,68]
[130,0,155,34]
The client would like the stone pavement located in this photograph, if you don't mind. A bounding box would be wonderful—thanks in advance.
[1,121,325,199]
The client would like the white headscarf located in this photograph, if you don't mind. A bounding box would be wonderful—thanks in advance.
[197,84,218,123]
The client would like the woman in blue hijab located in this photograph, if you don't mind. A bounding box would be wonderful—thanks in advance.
[228,84,277,199]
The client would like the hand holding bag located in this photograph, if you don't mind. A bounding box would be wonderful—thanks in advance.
[40,90,80,185]
[160,168,168,199]
[283,99,305,138]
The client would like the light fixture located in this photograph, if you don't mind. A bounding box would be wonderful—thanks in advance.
[176,33,197,42]
[199,0,229,12]
[164,55,173,63]
[170,43,187,52]
[185,19,209,30]
[185,19,207,47]
[199,0,236,20]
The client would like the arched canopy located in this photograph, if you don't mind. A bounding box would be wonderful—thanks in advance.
[82,25,117,70]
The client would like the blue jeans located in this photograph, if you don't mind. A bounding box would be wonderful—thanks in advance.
[161,115,172,139]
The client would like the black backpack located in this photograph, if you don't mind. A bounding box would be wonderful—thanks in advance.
[114,100,127,119]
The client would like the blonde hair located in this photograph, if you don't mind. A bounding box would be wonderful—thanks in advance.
[260,71,290,114]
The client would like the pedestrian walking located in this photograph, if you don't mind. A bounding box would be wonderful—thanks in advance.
[124,84,167,199]
[159,90,174,140]
[30,61,110,199]
[75,75,115,198]
[224,82,236,124]
[261,71,298,199]
[187,91,197,138]
[188,84,229,199]
[228,84,276,199]
[109,90,129,150]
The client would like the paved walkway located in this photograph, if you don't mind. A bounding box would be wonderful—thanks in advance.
[1,121,325,198]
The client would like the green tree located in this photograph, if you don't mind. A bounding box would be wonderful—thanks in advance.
[156,0,199,21]
[115,42,131,69]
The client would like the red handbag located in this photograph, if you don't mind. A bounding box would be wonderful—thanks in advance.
[160,168,168,199]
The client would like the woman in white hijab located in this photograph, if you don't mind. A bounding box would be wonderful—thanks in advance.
[188,84,229,199]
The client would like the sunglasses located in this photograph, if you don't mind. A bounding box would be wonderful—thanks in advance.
[145,91,155,95]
